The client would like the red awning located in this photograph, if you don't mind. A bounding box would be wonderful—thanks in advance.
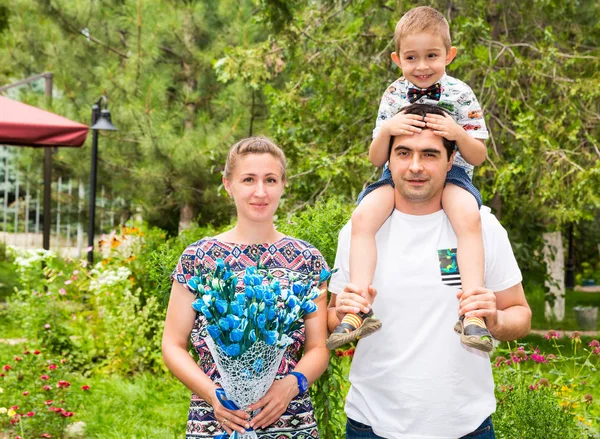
[0,96,88,147]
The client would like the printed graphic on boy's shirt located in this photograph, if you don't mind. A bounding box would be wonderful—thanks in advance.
[438,248,462,288]
[437,101,455,113]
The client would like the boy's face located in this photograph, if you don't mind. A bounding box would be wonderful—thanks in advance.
[392,32,457,89]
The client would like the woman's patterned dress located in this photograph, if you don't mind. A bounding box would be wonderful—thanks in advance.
[171,237,328,439]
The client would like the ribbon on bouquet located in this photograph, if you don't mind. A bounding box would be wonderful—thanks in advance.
[215,388,255,439]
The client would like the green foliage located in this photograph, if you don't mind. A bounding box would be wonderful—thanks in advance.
[6,234,166,375]
[277,197,352,439]
[132,224,220,307]
[277,197,352,268]
[492,338,600,437]
[1,0,598,276]
[493,381,585,438]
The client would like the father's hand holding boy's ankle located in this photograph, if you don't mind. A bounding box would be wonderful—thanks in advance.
[456,287,498,328]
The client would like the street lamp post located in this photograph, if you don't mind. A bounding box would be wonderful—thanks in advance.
[87,96,117,264]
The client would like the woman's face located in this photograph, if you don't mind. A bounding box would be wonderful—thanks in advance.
[223,153,285,224]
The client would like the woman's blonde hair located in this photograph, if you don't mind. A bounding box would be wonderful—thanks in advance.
[223,136,287,181]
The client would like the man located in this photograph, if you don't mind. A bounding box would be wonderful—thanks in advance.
[327,103,531,439]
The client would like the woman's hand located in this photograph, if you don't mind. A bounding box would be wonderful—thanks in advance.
[247,376,298,429]
[210,390,252,436]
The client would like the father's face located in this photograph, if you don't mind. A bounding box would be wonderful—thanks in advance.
[388,129,454,211]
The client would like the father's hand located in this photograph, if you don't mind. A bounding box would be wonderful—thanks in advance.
[457,287,498,329]
[335,284,377,322]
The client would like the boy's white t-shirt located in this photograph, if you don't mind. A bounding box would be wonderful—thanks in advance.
[329,207,522,439]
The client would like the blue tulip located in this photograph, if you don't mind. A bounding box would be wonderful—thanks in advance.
[200,306,213,319]
[217,338,226,350]
[244,285,254,299]
[284,314,295,327]
[230,329,244,342]
[218,318,230,331]
[187,277,200,291]
[253,358,263,373]
[319,268,336,283]
[235,293,246,305]
[216,259,225,270]
[230,303,243,317]
[292,283,304,295]
[280,289,289,301]
[227,315,240,329]
[191,299,204,312]
[270,280,281,294]
[252,275,263,286]
[243,274,254,287]
[254,286,264,301]
[215,299,228,314]
[301,301,317,314]
[223,270,234,281]
[257,314,266,329]
[249,329,257,343]
[265,330,278,345]
[264,291,276,306]
[225,344,241,357]
[248,303,258,317]
[287,295,299,308]
[207,325,221,340]
[267,307,277,321]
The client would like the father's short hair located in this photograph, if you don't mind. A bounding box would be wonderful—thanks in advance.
[394,6,452,54]
[396,104,456,160]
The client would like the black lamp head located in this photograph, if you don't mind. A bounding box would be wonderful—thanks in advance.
[90,96,117,131]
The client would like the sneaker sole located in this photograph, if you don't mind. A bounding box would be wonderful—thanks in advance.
[326,317,382,350]
[455,320,493,352]
[460,334,493,352]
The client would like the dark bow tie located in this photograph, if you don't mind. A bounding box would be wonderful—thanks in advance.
[407,82,441,103]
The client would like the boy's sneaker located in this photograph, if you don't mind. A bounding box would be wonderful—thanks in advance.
[326,310,382,350]
[454,315,493,352]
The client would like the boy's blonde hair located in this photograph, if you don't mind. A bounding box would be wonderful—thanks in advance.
[394,6,452,54]
[223,136,287,181]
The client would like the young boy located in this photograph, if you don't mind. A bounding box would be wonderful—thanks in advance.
[326,6,493,352]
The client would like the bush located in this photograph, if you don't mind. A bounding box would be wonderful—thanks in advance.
[0,345,90,438]
[492,337,600,437]
[277,197,352,439]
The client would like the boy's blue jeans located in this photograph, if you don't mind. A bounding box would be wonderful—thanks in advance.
[346,416,495,439]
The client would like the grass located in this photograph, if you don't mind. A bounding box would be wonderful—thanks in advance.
[524,277,600,331]
[76,373,190,438]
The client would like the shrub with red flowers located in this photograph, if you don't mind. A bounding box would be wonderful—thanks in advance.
[492,335,600,437]
[0,346,90,438]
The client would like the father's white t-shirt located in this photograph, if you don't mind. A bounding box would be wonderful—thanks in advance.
[329,207,522,439]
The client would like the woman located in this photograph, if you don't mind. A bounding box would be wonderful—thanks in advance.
[162,136,330,438]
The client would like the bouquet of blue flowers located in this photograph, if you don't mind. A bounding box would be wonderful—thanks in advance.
[187,258,333,438]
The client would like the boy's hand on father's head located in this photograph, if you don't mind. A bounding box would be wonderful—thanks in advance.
[383,110,427,137]
[425,112,464,141]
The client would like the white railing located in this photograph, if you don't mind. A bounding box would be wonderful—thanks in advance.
[0,146,134,258]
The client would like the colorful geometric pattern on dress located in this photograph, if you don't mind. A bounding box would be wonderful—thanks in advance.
[373,73,489,178]
[171,237,328,438]
[438,248,462,289]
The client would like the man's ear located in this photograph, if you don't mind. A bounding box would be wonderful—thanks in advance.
[391,52,402,69]
[445,46,457,66]
[447,150,456,170]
